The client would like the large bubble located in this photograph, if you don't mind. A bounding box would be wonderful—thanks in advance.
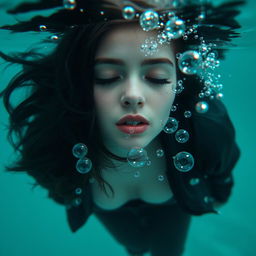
[175,129,190,143]
[72,143,88,158]
[178,50,202,75]
[173,152,194,172]
[164,17,186,40]
[163,117,179,134]
[76,157,92,174]
[140,10,159,31]
[127,147,148,168]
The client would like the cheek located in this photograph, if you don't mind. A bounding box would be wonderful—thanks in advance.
[93,87,110,110]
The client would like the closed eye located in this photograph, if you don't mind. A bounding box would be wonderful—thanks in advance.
[94,77,121,84]
[94,76,172,85]
[144,76,172,84]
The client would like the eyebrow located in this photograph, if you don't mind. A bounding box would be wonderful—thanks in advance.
[94,58,174,67]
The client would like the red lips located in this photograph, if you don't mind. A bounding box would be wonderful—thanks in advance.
[116,115,149,125]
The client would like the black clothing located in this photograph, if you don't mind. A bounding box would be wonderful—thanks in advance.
[93,196,191,256]
[66,99,240,233]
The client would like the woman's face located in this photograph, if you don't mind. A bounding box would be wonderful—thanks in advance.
[93,23,177,157]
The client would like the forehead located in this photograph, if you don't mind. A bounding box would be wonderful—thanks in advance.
[95,23,175,61]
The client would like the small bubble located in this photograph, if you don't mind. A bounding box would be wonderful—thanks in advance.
[72,197,82,206]
[134,171,141,178]
[195,101,209,113]
[122,6,135,20]
[157,175,165,182]
[39,25,47,31]
[189,178,200,185]
[204,90,211,97]
[75,187,82,195]
[184,111,192,118]
[63,0,76,10]
[50,35,59,40]
[176,53,182,59]
[156,149,164,158]
[199,92,205,98]
[171,105,177,112]
[216,93,224,100]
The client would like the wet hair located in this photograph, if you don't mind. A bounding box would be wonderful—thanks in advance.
[0,1,244,207]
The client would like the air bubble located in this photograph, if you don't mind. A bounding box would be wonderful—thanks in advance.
[173,152,194,172]
[122,6,136,19]
[163,117,179,134]
[75,188,82,195]
[39,25,47,31]
[139,10,159,31]
[178,50,202,75]
[164,17,186,39]
[72,143,88,158]
[184,111,192,118]
[216,93,224,100]
[76,157,92,174]
[175,129,190,143]
[157,175,165,182]
[156,149,164,158]
[63,0,76,10]
[195,101,209,113]
[127,147,148,168]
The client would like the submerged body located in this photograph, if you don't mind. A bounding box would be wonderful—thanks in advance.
[91,137,174,210]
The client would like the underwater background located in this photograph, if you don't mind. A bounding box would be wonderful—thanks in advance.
[0,1,255,255]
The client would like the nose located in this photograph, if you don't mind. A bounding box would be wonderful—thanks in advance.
[120,94,145,108]
[120,77,145,108]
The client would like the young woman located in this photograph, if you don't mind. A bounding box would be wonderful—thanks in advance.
[0,0,244,255]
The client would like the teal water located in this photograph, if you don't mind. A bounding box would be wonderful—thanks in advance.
[0,1,256,256]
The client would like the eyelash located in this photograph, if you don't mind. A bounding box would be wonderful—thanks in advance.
[94,77,171,85]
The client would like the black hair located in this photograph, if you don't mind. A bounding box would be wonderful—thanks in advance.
[0,0,245,207]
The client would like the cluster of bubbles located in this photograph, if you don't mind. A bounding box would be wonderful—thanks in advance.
[72,143,92,174]
[173,79,185,94]
[126,145,194,173]
[140,37,159,56]
[122,5,224,104]
[197,41,224,100]
[163,118,190,143]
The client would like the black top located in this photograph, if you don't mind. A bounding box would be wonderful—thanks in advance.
[66,99,240,233]
[92,196,177,213]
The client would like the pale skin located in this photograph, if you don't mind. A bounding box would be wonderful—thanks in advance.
[93,23,177,170]
[93,23,223,210]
